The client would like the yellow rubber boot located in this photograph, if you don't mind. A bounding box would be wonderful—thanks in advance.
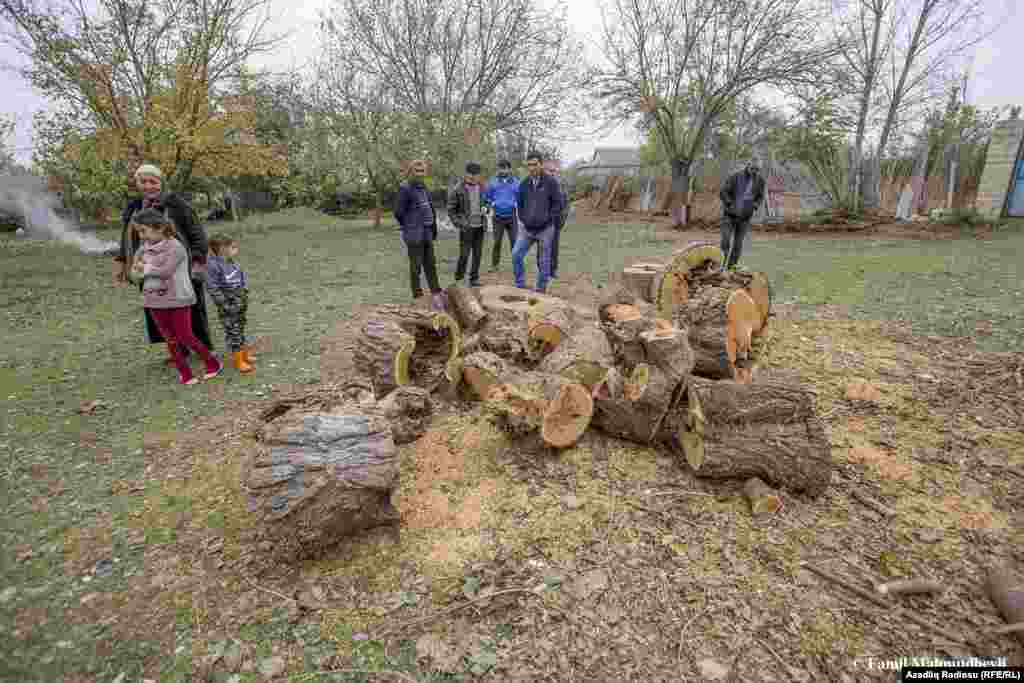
[233,351,254,373]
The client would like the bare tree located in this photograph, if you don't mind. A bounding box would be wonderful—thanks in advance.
[0,0,286,187]
[591,0,836,224]
[831,0,991,209]
[319,0,585,181]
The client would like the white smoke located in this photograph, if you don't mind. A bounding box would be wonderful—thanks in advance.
[0,172,119,255]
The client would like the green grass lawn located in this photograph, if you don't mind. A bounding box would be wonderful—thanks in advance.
[0,209,1021,681]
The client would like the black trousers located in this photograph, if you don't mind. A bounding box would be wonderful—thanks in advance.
[144,277,213,349]
[550,222,564,277]
[455,227,485,284]
[720,215,751,268]
[491,215,518,268]
[406,240,441,298]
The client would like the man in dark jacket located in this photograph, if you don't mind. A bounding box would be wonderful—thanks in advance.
[513,151,563,293]
[484,159,520,271]
[448,161,487,287]
[394,159,445,310]
[544,159,570,279]
[719,161,766,270]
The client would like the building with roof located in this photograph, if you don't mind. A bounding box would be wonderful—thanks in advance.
[576,147,643,183]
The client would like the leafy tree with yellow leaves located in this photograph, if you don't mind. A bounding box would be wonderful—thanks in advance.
[0,0,288,191]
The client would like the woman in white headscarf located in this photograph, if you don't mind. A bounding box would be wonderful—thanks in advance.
[114,163,214,362]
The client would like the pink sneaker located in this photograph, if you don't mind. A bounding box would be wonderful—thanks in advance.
[203,359,223,380]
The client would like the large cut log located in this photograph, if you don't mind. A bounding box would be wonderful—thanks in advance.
[598,286,654,323]
[486,372,594,448]
[537,323,616,393]
[680,286,760,384]
[246,407,400,560]
[476,285,583,363]
[640,323,694,384]
[593,362,681,444]
[658,378,833,498]
[446,284,488,332]
[461,351,513,400]
[621,263,665,301]
[528,305,576,358]
[666,241,724,280]
[355,305,462,398]
[986,565,1024,648]
[686,269,773,335]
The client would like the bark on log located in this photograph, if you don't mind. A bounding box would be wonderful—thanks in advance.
[686,269,773,335]
[486,371,594,448]
[874,579,944,597]
[621,263,665,302]
[658,378,833,498]
[666,242,723,280]
[680,286,760,384]
[593,363,680,444]
[377,386,433,445]
[446,284,489,332]
[355,305,462,398]
[652,271,690,318]
[354,320,416,399]
[528,305,576,358]
[640,324,694,385]
[246,407,400,560]
[986,565,1024,648]
[743,477,783,516]
[461,351,513,400]
[537,323,616,392]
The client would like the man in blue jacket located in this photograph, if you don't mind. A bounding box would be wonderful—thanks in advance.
[513,151,563,293]
[484,159,520,271]
[394,159,445,310]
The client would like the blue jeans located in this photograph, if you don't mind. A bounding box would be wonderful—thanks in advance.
[512,224,555,292]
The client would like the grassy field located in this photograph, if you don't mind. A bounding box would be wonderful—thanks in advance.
[0,209,1021,681]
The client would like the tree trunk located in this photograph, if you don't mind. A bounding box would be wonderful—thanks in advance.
[985,565,1024,649]
[528,305,576,358]
[593,362,681,444]
[639,324,694,385]
[377,385,433,445]
[355,305,462,398]
[461,351,513,400]
[537,323,616,393]
[621,263,665,302]
[686,269,772,334]
[446,284,489,332]
[651,271,690,318]
[657,378,833,498]
[679,286,761,384]
[486,371,594,449]
[246,407,400,561]
[669,157,692,228]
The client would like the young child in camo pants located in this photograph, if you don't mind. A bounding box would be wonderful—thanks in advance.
[207,234,255,373]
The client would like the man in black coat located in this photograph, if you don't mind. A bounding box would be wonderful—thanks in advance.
[513,151,563,293]
[719,161,766,270]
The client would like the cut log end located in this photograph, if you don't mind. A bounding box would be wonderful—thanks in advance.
[668,242,723,279]
[461,352,510,401]
[726,289,759,383]
[875,579,945,597]
[746,272,772,334]
[528,323,565,356]
[540,382,594,449]
[605,304,644,323]
[743,477,782,516]
[624,363,650,402]
[621,263,665,302]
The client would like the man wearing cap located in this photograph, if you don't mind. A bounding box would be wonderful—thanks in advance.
[447,161,488,287]
[484,159,520,271]
[719,160,766,271]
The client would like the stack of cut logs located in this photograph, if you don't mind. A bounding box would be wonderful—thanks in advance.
[351,241,834,502]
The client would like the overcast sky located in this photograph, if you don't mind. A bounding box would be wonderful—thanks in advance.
[1,0,1020,166]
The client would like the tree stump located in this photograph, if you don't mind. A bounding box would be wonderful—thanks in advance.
[743,477,783,516]
[528,305,576,358]
[680,286,761,384]
[986,565,1024,648]
[246,407,400,560]
[446,284,488,332]
[658,378,833,498]
[621,262,665,301]
[377,386,433,445]
[593,362,681,444]
[486,372,594,448]
[537,323,616,392]
[461,351,513,400]
[355,305,462,398]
